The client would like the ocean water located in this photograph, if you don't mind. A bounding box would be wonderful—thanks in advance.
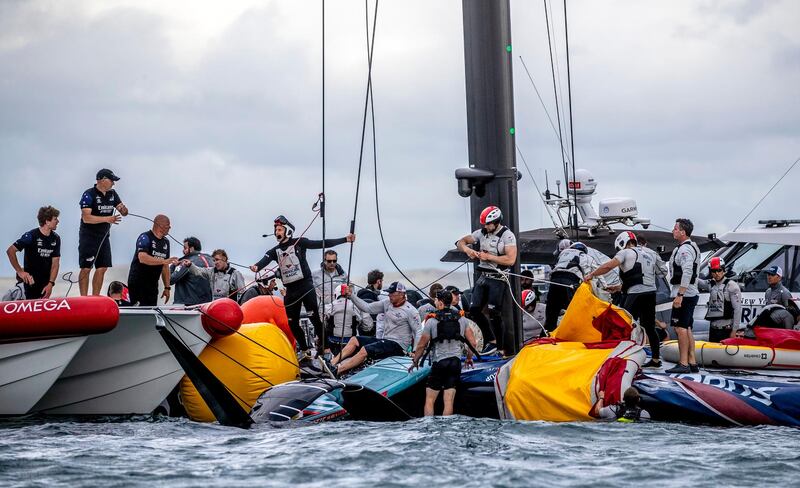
[1,416,799,487]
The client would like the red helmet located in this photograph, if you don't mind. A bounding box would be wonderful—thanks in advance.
[522,289,536,308]
[709,256,725,271]
[614,231,638,252]
[480,206,502,225]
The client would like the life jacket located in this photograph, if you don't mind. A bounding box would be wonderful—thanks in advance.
[705,278,735,321]
[752,304,792,329]
[616,405,644,423]
[619,247,657,293]
[420,308,481,364]
[669,241,699,286]
[554,248,587,279]
[213,266,239,299]
[477,226,511,271]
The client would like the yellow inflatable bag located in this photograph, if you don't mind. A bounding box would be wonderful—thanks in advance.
[505,342,611,421]
[180,322,299,422]
[551,283,631,342]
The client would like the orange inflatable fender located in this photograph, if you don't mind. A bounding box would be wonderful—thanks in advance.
[240,295,295,348]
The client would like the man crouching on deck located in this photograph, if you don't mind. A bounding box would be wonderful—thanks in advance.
[410,289,476,416]
[319,282,421,379]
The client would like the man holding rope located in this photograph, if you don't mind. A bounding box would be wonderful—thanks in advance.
[456,205,517,356]
[250,215,355,364]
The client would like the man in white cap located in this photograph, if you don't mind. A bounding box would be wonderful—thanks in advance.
[320,281,421,378]
[764,266,792,308]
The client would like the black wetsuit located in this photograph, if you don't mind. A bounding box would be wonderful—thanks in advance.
[12,228,61,299]
[128,231,170,306]
[255,236,347,351]
[78,187,122,269]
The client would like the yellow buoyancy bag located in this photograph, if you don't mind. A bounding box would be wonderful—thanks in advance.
[180,322,299,422]
[551,283,632,343]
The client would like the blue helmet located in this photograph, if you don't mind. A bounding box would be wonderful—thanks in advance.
[571,242,588,253]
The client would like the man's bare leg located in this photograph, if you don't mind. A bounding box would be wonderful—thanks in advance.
[424,388,439,417]
[92,267,107,296]
[78,268,91,296]
[332,337,359,366]
[442,389,457,416]
[336,348,368,376]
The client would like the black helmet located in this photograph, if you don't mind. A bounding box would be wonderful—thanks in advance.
[274,215,295,237]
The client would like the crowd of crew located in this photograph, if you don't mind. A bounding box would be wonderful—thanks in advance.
[4,170,799,419]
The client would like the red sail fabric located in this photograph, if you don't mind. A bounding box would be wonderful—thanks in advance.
[594,357,629,406]
[592,305,633,342]
[722,328,800,350]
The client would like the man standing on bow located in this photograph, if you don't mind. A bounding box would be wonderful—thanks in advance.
[128,214,178,306]
[250,215,355,363]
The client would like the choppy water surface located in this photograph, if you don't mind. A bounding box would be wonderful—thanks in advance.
[1,416,799,487]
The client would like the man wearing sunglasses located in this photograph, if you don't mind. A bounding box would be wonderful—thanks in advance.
[250,215,355,363]
[698,257,742,343]
[313,249,348,314]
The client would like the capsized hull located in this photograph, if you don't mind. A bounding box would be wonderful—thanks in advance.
[33,308,209,415]
[0,336,87,415]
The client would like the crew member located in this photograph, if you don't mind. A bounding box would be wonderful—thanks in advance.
[698,257,742,342]
[520,269,535,291]
[78,169,128,296]
[417,283,444,322]
[544,242,591,332]
[184,249,245,302]
[455,205,518,356]
[593,387,651,422]
[313,249,348,314]
[410,290,477,416]
[250,215,355,360]
[6,206,61,300]
[239,273,281,305]
[357,269,384,302]
[107,281,132,306]
[324,284,374,342]
[665,218,701,374]
[169,236,214,305]
[445,286,464,311]
[521,289,545,341]
[585,231,662,367]
[127,214,177,306]
[740,303,800,336]
[765,266,792,307]
[320,282,420,378]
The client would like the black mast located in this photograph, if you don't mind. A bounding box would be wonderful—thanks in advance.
[457,0,522,354]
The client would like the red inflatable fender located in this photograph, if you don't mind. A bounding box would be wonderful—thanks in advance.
[240,295,295,348]
[0,296,119,341]
[200,298,244,339]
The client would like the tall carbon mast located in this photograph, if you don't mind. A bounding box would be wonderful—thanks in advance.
[457,0,522,354]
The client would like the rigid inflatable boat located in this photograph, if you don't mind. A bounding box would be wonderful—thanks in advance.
[0,296,118,415]
[661,328,800,370]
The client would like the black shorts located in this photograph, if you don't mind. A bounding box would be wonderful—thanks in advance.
[355,336,405,360]
[79,233,112,269]
[427,357,462,391]
[671,295,699,329]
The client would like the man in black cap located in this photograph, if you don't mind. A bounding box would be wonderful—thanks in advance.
[78,169,128,296]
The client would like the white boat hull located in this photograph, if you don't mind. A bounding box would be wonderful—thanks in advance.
[33,308,209,415]
[0,336,87,415]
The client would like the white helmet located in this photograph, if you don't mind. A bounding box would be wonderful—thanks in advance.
[335,284,349,299]
[614,231,638,252]
[522,289,536,308]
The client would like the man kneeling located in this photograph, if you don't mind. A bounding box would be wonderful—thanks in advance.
[320,282,420,378]
[410,290,477,416]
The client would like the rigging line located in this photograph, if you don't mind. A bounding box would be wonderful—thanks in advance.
[733,155,800,231]
[543,0,572,235]
[518,56,571,166]
[563,0,579,240]
[341,0,380,322]
[321,0,327,353]
[516,145,565,229]
[547,0,571,153]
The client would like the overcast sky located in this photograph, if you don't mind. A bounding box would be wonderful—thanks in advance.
[1,0,798,286]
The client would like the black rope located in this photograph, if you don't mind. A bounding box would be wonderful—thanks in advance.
[340,0,380,325]
[733,155,800,231]
[518,56,571,166]
[543,0,573,239]
[563,0,579,240]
